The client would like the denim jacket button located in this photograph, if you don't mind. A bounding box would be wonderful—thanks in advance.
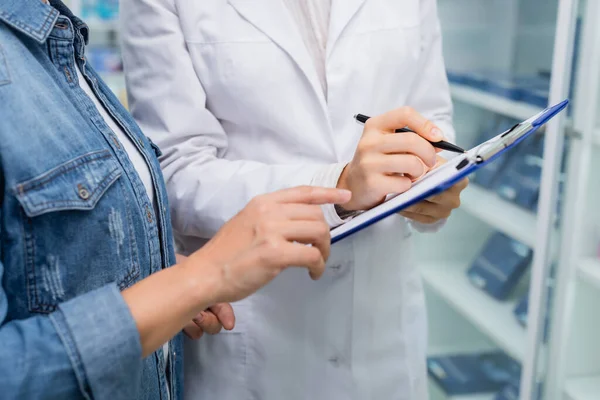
[77,184,90,200]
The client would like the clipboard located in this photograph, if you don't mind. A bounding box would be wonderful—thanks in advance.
[331,99,569,244]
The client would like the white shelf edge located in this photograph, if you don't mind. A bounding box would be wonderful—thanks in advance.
[577,258,600,289]
[421,262,526,361]
[450,83,543,121]
[460,185,538,248]
[428,377,495,400]
[564,376,600,400]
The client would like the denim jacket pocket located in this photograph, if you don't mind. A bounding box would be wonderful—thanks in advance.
[14,149,141,313]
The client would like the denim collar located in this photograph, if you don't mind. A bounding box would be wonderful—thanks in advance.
[0,0,88,44]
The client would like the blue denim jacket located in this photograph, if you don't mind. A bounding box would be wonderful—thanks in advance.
[0,0,182,398]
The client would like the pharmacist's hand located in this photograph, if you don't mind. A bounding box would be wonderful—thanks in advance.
[183,303,236,339]
[400,158,469,224]
[184,186,352,304]
[337,107,444,211]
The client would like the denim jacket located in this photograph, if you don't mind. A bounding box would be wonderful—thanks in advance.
[0,0,181,398]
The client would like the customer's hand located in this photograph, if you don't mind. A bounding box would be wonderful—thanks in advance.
[183,186,352,304]
[183,303,235,339]
[400,158,469,224]
[337,107,443,211]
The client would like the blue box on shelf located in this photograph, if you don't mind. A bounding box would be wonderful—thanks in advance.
[495,382,520,400]
[467,232,533,300]
[482,72,525,101]
[495,134,545,211]
[427,351,521,396]
[446,69,470,85]
[495,378,545,400]
[459,69,492,90]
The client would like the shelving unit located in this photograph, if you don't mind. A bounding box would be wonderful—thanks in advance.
[564,376,600,400]
[428,2,600,399]
[422,262,526,361]
[460,185,538,248]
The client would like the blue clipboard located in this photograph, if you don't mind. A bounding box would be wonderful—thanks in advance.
[331,99,569,244]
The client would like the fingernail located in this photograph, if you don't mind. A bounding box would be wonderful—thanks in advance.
[431,128,443,140]
[194,313,205,324]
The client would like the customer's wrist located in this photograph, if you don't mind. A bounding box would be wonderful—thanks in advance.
[177,254,223,312]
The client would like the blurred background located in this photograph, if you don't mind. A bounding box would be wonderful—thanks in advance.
[62,1,600,399]
[63,0,126,105]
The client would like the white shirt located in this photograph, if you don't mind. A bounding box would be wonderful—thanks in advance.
[282,0,331,94]
[74,66,170,390]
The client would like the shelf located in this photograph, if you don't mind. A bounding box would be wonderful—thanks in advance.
[564,376,600,400]
[428,378,495,400]
[450,83,543,121]
[421,262,526,361]
[460,185,538,248]
[577,258,600,289]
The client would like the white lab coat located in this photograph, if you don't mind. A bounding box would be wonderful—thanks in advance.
[121,0,454,399]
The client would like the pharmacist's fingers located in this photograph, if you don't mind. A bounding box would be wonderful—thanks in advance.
[183,321,204,340]
[368,106,444,142]
[399,210,439,224]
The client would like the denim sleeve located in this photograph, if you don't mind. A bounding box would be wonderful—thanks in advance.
[0,278,142,399]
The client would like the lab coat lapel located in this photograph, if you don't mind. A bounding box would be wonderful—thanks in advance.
[227,0,328,115]
[327,0,367,58]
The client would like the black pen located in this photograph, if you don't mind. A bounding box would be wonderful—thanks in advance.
[354,113,466,154]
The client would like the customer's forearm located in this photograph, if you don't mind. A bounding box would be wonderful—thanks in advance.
[122,260,221,357]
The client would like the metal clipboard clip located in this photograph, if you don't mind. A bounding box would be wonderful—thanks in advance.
[473,122,534,164]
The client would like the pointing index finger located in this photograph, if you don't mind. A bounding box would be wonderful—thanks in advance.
[271,186,352,205]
